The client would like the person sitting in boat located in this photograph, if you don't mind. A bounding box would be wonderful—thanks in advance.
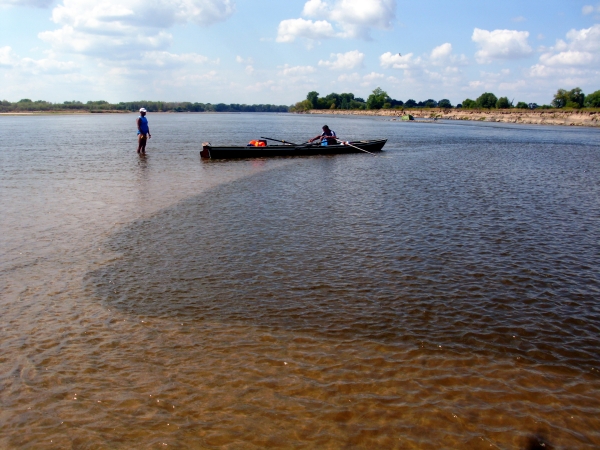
[309,125,337,146]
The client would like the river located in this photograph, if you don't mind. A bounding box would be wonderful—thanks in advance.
[1,113,599,448]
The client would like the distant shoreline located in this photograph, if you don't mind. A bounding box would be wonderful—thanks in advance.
[0,110,130,115]
[303,108,600,127]
[0,111,286,116]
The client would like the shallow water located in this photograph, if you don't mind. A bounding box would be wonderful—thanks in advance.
[1,113,600,449]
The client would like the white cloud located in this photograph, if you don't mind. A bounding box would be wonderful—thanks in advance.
[527,64,547,77]
[39,0,235,58]
[380,45,466,71]
[337,72,360,82]
[276,18,335,42]
[318,50,364,70]
[39,27,173,59]
[0,46,79,74]
[0,0,53,7]
[140,51,209,68]
[302,0,328,16]
[562,24,600,52]
[379,51,415,69]
[363,72,385,83]
[528,24,600,85]
[427,43,467,66]
[512,16,526,22]
[278,64,316,76]
[468,80,484,89]
[472,28,532,63]
[154,70,219,88]
[326,0,396,38]
[236,56,253,65]
[0,46,16,67]
[246,80,282,93]
[430,43,452,60]
[360,71,384,87]
[362,71,384,81]
[480,68,510,79]
[582,4,600,15]
[540,50,595,66]
[499,80,526,91]
[462,70,515,95]
[51,0,235,28]
[378,43,470,96]
[278,0,396,42]
[533,24,600,70]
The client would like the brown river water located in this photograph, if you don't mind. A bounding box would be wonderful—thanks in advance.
[1,113,599,449]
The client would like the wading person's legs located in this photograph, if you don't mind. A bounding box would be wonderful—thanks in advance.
[138,134,147,154]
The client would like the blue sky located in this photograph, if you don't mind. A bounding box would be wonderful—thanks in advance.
[1,0,599,105]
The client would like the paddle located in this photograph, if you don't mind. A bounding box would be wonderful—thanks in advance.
[260,136,298,146]
[336,139,378,157]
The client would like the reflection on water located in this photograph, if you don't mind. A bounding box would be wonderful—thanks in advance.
[1,113,600,448]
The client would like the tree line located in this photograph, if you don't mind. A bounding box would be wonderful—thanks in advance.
[462,88,600,110]
[291,87,600,112]
[0,99,289,113]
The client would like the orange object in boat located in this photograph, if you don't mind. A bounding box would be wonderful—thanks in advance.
[249,140,267,147]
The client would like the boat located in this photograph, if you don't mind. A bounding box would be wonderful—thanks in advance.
[200,139,387,159]
[401,114,414,121]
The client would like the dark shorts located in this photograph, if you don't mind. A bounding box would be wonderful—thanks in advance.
[138,134,147,143]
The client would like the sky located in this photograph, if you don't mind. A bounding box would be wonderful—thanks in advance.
[0,0,599,105]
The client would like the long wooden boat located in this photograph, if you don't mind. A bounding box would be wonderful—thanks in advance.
[200,139,387,159]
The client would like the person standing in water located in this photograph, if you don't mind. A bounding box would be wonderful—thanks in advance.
[137,108,151,154]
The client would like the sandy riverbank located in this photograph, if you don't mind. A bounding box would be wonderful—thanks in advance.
[305,108,600,127]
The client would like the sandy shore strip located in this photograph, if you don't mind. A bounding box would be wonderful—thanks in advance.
[304,108,600,127]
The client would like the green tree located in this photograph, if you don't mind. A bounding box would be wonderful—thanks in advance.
[404,99,417,108]
[584,90,600,107]
[516,102,529,109]
[306,91,319,109]
[339,92,354,109]
[553,88,585,108]
[324,92,340,109]
[552,89,568,108]
[476,92,498,109]
[438,99,452,108]
[496,96,511,109]
[366,87,390,110]
[316,97,329,109]
[290,100,312,112]
[567,87,585,107]
[462,98,476,109]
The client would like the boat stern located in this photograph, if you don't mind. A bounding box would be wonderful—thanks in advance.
[200,142,211,158]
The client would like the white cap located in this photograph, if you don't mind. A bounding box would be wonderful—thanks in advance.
[139,108,147,113]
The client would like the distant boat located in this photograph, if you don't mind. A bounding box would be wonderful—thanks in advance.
[401,114,414,121]
[200,139,387,159]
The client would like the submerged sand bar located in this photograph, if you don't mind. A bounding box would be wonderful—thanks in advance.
[305,108,600,127]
